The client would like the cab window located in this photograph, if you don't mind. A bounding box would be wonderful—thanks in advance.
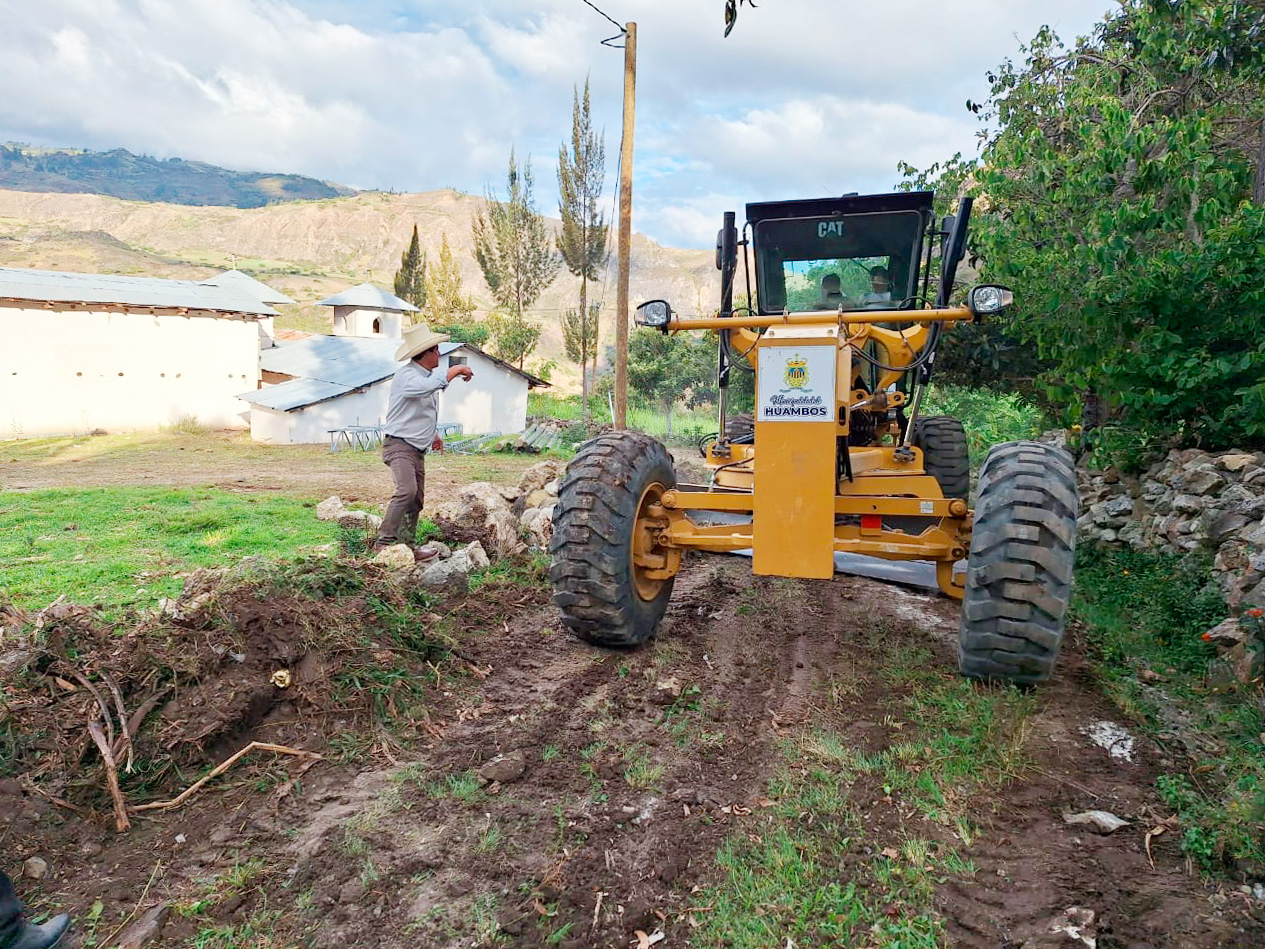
[753,210,925,314]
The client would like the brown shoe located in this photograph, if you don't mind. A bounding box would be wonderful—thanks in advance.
[411,544,440,562]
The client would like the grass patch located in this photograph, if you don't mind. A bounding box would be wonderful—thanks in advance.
[692,823,944,947]
[469,552,550,591]
[691,660,1025,944]
[0,486,339,611]
[1074,545,1265,872]
[425,771,485,803]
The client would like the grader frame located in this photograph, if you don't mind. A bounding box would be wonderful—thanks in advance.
[550,190,1080,685]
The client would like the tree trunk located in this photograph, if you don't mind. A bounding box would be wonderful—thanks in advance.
[1082,387,1101,432]
[1254,117,1265,206]
[580,276,590,422]
[664,401,673,439]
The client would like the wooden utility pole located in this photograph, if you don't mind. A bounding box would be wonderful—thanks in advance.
[614,21,637,430]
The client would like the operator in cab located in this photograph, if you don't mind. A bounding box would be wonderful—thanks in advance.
[860,266,892,308]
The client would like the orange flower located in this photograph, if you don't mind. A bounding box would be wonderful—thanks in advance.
[1246,608,1264,618]
[1202,632,1213,641]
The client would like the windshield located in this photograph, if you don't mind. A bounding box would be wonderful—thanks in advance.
[752,210,927,314]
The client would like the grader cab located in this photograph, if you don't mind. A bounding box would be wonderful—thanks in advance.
[550,190,1079,684]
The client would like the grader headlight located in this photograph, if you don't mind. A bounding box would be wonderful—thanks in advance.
[967,285,1014,319]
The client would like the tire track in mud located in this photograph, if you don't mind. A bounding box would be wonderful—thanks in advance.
[292,554,858,948]
[272,555,1262,948]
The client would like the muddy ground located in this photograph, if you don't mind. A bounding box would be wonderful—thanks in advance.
[4,554,1264,948]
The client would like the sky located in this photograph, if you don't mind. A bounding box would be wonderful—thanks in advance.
[0,0,1114,248]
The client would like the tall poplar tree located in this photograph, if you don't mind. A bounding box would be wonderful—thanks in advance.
[557,78,609,418]
[472,149,560,367]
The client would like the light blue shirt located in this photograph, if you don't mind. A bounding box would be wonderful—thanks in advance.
[384,362,448,452]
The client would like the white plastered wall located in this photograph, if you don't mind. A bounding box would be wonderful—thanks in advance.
[249,384,390,445]
[0,303,261,436]
[244,350,530,444]
[437,350,528,435]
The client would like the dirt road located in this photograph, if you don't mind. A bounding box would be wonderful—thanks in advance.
[4,552,1260,948]
[0,431,539,501]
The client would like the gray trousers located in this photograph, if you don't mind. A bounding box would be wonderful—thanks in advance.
[377,436,426,545]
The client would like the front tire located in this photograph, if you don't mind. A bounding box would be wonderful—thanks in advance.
[550,432,678,647]
[958,441,1079,684]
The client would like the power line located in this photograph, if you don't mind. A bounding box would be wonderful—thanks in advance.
[578,0,627,47]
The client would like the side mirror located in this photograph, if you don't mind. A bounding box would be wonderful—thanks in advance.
[715,229,725,271]
[966,284,1013,320]
[634,299,674,331]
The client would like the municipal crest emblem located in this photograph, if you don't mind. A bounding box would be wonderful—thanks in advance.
[783,355,808,390]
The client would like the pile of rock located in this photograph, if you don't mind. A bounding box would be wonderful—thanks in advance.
[314,459,565,594]
[1201,614,1264,690]
[1078,448,1265,609]
[315,496,383,532]
[427,459,562,555]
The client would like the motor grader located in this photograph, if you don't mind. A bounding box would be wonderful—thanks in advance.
[550,190,1079,684]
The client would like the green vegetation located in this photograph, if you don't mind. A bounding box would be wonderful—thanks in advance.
[903,0,1265,459]
[421,233,488,347]
[393,223,427,310]
[690,663,1026,945]
[1074,546,1264,871]
[922,384,1047,457]
[528,390,718,447]
[0,486,338,611]
[556,77,609,419]
[0,143,353,208]
[473,149,560,368]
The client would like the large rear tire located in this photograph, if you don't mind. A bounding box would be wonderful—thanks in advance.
[958,441,1079,685]
[912,416,970,500]
[550,432,678,647]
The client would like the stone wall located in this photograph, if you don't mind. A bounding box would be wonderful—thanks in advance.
[1078,448,1265,611]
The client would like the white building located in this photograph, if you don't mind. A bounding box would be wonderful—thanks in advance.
[237,335,547,445]
[199,269,296,349]
[0,267,277,436]
[319,283,416,340]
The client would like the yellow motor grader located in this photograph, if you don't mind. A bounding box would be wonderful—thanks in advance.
[550,191,1079,684]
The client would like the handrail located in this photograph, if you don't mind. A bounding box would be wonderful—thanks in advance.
[665,305,973,333]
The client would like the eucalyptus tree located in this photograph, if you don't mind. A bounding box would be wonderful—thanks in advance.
[557,78,609,419]
[473,149,560,368]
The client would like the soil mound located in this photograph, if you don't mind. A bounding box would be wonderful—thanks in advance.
[0,556,446,818]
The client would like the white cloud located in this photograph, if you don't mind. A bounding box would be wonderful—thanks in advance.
[0,0,1113,246]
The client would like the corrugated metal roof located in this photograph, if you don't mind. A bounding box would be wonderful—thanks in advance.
[0,267,277,316]
[245,335,543,412]
[316,283,418,312]
[260,334,401,388]
[199,269,296,306]
[237,378,354,411]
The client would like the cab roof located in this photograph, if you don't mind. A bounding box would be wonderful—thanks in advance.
[746,190,934,227]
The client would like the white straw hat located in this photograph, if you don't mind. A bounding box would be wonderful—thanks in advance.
[394,323,450,362]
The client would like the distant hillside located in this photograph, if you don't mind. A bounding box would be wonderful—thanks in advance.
[0,188,717,394]
[0,144,356,208]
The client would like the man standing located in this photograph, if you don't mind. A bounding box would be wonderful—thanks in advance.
[374,324,473,551]
[1,868,70,949]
